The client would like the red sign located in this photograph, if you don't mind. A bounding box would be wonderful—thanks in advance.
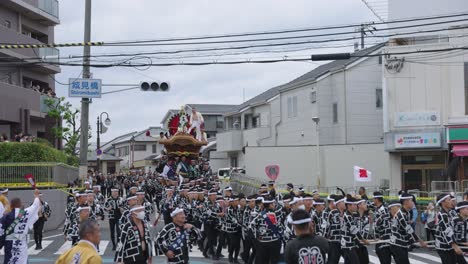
[265,165,280,181]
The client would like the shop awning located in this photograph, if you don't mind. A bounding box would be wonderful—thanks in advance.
[452,145,468,156]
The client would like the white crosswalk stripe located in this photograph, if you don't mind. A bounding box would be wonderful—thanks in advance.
[28,240,53,255]
[368,255,380,264]
[98,240,109,256]
[188,247,205,258]
[54,241,72,255]
[410,252,442,262]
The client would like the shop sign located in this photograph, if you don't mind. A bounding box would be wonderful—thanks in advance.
[394,133,441,149]
[394,112,440,127]
[447,126,468,143]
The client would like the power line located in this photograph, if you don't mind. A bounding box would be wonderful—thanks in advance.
[103,11,468,44]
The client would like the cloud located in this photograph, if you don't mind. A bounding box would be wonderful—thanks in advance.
[54,0,376,143]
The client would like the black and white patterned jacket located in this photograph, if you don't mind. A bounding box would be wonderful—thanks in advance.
[340,211,364,249]
[390,208,420,248]
[225,206,241,233]
[435,208,456,250]
[115,218,152,263]
[155,223,196,264]
[250,209,284,242]
[104,197,123,220]
[374,204,391,247]
[326,209,342,242]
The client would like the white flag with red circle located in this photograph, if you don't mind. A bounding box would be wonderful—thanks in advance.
[353,166,372,182]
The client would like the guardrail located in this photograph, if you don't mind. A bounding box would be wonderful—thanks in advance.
[0,162,78,188]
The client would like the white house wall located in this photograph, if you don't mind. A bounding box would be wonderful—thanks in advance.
[244,143,390,190]
[345,56,384,143]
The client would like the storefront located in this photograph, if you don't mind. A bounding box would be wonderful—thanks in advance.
[447,125,468,184]
[385,129,448,194]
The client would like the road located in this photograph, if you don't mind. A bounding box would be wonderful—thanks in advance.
[0,219,460,264]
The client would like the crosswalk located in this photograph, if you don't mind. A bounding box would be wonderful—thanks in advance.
[1,238,466,264]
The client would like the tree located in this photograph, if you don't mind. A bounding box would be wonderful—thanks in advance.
[44,97,91,156]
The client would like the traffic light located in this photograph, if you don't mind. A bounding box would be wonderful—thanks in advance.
[140,81,170,92]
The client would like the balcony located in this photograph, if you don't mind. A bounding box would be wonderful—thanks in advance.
[242,126,271,146]
[0,82,41,123]
[217,129,243,152]
[2,0,59,25]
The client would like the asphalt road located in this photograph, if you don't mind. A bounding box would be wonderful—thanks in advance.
[0,218,460,264]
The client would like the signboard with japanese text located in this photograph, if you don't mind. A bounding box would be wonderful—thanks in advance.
[68,78,102,98]
[394,112,440,127]
[394,132,441,149]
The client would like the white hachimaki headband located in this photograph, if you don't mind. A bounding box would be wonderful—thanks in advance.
[302,197,314,201]
[170,208,184,217]
[130,186,138,190]
[136,191,145,195]
[77,206,90,212]
[373,195,384,198]
[335,198,346,204]
[313,201,325,205]
[111,189,119,192]
[292,218,312,225]
[208,191,218,195]
[289,197,301,205]
[455,204,468,210]
[130,206,145,212]
[345,199,359,205]
[126,196,138,201]
[388,203,401,208]
[436,194,451,206]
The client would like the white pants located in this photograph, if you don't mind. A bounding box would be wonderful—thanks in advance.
[188,120,202,141]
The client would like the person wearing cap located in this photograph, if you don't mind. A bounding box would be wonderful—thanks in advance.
[155,207,198,263]
[115,205,152,264]
[340,196,368,263]
[0,188,9,216]
[434,193,464,263]
[373,192,392,264]
[453,201,468,263]
[302,194,314,217]
[389,193,426,264]
[284,209,329,264]
[0,189,41,264]
[104,188,124,250]
[241,194,258,264]
[325,195,345,264]
[33,192,51,250]
[64,191,88,244]
[202,189,222,259]
[250,195,283,264]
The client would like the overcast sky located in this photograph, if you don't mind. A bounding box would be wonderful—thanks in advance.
[54,0,377,143]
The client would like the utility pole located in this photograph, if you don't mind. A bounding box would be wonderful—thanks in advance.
[79,0,92,182]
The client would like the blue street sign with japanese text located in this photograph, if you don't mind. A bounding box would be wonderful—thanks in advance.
[68,78,102,98]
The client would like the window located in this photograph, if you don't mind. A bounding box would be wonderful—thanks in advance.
[332,103,338,123]
[2,73,12,84]
[310,91,317,103]
[465,62,468,115]
[152,144,157,153]
[287,96,298,118]
[216,116,224,129]
[252,116,260,128]
[230,156,238,167]
[376,88,383,109]
[3,20,11,29]
[133,144,146,151]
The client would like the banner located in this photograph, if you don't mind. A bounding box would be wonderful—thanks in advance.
[353,166,372,182]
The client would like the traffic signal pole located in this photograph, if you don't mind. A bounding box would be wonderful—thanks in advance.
[79,0,92,183]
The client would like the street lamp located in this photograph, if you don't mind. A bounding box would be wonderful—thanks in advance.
[312,117,321,189]
[97,112,111,172]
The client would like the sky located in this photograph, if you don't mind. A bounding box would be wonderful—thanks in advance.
[54,0,378,143]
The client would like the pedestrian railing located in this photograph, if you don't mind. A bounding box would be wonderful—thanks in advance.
[0,162,78,188]
[431,181,459,193]
[461,180,468,192]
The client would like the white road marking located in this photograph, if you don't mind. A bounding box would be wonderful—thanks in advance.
[28,240,53,255]
[42,233,64,240]
[98,240,109,255]
[368,255,381,264]
[410,252,441,262]
[54,241,72,255]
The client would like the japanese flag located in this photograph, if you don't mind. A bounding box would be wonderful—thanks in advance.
[24,173,36,189]
[353,166,372,182]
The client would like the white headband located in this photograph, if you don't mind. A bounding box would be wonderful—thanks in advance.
[399,195,413,200]
[0,189,9,194]
[136,192,145,195]
[130,206,145,212]
[313,201,325,205]
[77,206,90,212]
[111,189,119,192]
[456,204,468,210]
[292,218,312,225]
[170,208,184,217]
[126,196,137,201]
[302,197,314,201]
[388,203,401,208]
[208,191,217,195]
[130,186,138,190]
[373,195,383,198]
[335,198,346,204]
[436,194,451,206]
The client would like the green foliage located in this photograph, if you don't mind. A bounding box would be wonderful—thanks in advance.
[44,97,91,157]
[34,137,53,148]
[0,142,77,166]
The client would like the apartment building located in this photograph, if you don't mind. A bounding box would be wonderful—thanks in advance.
[0,0,60,145]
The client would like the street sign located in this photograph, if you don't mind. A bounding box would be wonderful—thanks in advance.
[96,149,102,158]
[69,78,102,98]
